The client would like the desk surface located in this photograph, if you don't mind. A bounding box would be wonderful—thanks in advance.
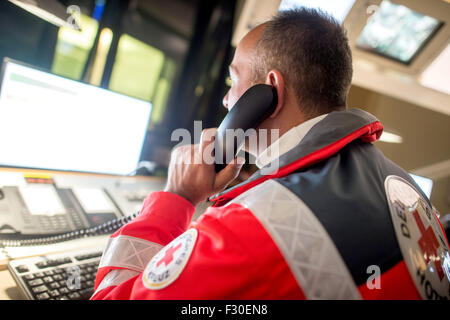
[0,269,24,300]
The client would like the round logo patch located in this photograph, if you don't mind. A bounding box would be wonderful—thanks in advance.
[385,175,450,300]
[142,228,198,290]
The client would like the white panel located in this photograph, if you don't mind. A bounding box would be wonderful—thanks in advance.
[99,235,163,272]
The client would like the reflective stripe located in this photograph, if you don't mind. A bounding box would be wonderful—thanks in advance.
[93,269,140,298]
[99,235,163,272]
[227,179,361,300]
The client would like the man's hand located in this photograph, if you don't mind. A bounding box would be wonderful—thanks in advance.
[164,128,245,206]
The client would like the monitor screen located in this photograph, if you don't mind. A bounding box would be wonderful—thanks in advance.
[0,59,152,175]
[356,0,442,64]
[410,173,433,199]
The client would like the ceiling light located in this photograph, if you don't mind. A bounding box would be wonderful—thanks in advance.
[419,43,450,95]
[379,131,403,143]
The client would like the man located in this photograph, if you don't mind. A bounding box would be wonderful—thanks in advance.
[92,8,449,300]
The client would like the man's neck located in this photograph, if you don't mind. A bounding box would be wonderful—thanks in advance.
[255,113,328,168]
[253,109,318,157]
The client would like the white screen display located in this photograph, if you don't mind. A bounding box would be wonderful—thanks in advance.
[410,173,433,199]
[0,60,152,175]
[73,187,114,213]
[19,185,66,216]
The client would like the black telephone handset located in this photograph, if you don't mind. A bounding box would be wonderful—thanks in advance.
[214,84,278,172]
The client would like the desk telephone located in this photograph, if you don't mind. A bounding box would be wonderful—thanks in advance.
[0,84,277,247]
[0,183,139,247]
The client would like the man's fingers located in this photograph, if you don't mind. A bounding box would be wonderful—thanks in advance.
[200,128,218,165]
[200,128,218,149]
[214,157,245,191]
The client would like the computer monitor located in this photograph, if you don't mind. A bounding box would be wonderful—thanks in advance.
[409,173,433,199]
[0,58,152,175]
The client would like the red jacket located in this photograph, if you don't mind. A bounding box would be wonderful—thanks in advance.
[92,109,450,300]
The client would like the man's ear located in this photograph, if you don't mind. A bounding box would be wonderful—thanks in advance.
[265,69,284,118]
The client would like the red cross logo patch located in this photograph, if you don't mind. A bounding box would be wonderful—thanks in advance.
[385,176,450,300]
[156,243,182,268]
[142,228,198,290]
[412,209,445,281]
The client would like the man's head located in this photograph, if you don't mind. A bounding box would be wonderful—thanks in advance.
[223,7,353,120]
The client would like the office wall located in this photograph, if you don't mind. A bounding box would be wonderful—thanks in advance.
[347,85,450,215]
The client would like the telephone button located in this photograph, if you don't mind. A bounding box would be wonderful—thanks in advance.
[49,290,60,298]
[23,274,35,281]
[32,285,48,294]
[59,287,69,294]
[36,292,50,300]
[43,276,54,284]
[54,268,64,274]
[50,282,61,289]
[15,265,29,273]
[53,274,63,281]
[28,279,44,287]
[36,261,48,269]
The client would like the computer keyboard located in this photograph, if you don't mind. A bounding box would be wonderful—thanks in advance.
[8,248,103,300]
